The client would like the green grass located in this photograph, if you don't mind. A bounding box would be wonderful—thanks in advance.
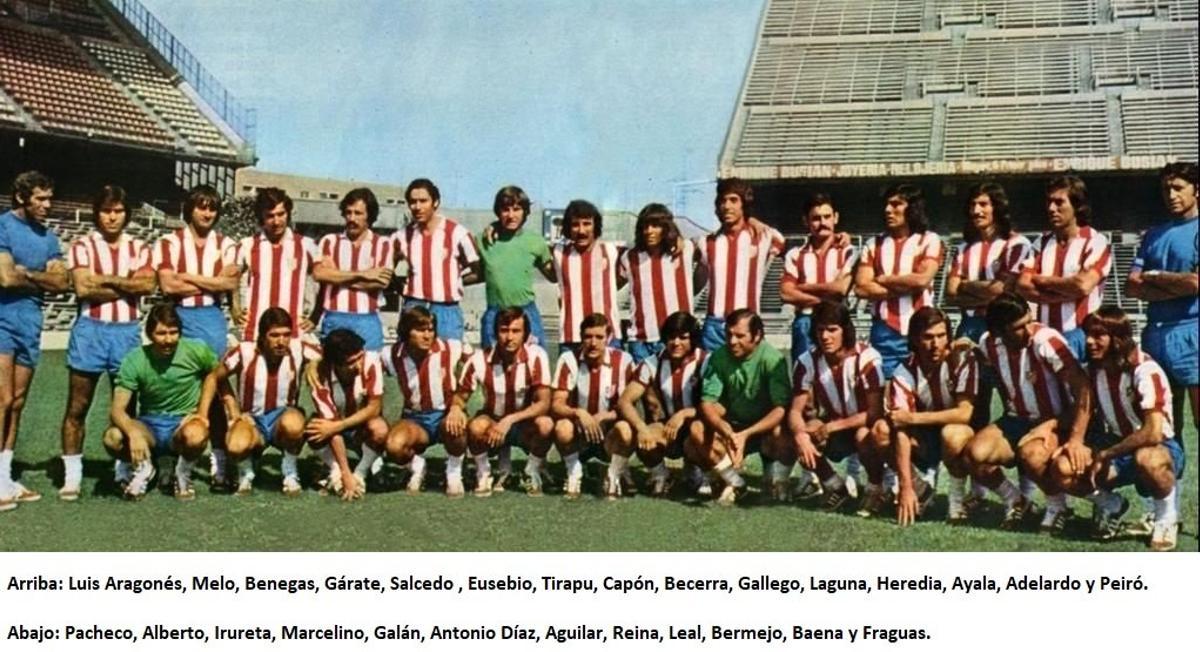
[0,351,1195,552]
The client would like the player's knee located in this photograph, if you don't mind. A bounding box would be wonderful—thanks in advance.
[608,421,633,447]
[8,392,27,415]
[365,418,389,449]
[553,419,576,446]
[466,417,491,448]
[102,426,125,457]
[225,419,258,459]
[176,421,208,456]
[869,419,892,450]
[532,416,555,440]
[277,409,306,439]
[964,435,992,466]
[636,424,666,453]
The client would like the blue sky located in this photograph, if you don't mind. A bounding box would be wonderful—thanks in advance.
[139,0,763,223]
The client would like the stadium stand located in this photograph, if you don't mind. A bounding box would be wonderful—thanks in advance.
[943,95,1111,160]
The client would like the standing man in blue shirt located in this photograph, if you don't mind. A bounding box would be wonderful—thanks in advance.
[1127,162,1199,445]
[0,171,70,510]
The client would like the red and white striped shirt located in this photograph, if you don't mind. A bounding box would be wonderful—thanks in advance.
[1021,227,1112,332]
[237,229,319,341]
[67,232,151,322]
[633,349,708,416]
[793,342,885,420]
[697,225,786,318]
[552,241,622,343]
[459,343,552,419]
[153,227,237,307]
[383,338,465,414]
[222,338,321,416]
[310,351,384,420]
[318,230,395,314]
[859,232,944,335]
[949,234,1033,317]
[394,217,480,303]
[981,323,1080,422]
[618,239,696,341]
[781,238,856,316]
[554,348,636,415]
[1090,350,1175,440]
[887,354,979,413]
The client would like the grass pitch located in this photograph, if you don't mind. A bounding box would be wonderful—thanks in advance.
[0,351,1195,552]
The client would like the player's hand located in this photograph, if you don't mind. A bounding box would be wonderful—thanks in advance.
[487,418,512,447]
[746,217,769,240]
[889,410,913,427]
[726,430,747,468]
[896,486,918,526]
[664,413,687,440]
[182,413,209,430]
[127,436,151,465]
[1059,440,1090,475]
[794,431,819,469]
[230,306,246,327]
[340,473,362,501]
[305,418,341,443]
[578,412,603,444]
[832,231,851,248]
[1087,457,1106,491]
[365,267,393,285]
[445,407,467,438]
[483,222,498,245]
[299,318,316,333]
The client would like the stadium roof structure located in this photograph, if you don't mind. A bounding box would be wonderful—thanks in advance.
[719,0,1198,181]
[0,0,255,166]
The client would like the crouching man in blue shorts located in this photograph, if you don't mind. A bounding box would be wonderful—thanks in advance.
[104,303,215,500]
[199,307,319,496]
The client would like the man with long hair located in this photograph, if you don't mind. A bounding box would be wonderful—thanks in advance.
[618,203,699,363]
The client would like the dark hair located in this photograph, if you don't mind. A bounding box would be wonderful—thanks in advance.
[145,302,182,338]
[340,187,379,226]
[715,178,755,216]
[1160,161,1199,188]
[634,203,681,255]
[579,312,611,335]
[1045,175,1092,227]
[802,192,835,217]
[254,187,293,225]
[725,308,764,340]
[321,328,366,366]
[11,170,54,208]
[962,182,1013,243]
[659,311,701,348]
[494,306,530,343]
[406,178,441,205]
[257,307,293,350]
[1082,305,1137,371]
[183,185,221,224]
[985,292,1031,337]
[91,185,128,226]
[493,185,531,223]
[398,305,437,344]
[809,301,855,350]
[882,183,928,233]
[906,306,950,352]
[563,199,603,238]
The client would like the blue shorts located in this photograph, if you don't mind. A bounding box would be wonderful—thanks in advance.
[790,314,812,364]
[626,340,664,364]
[994,415,1038,450]
[870,320,908,380]
[1142,319,1199,386]
[402,299,464,341]
[252,406,290,447]
[403,409,446,443]
[700,315,725,352]
[177,304,229,356]
[480,303,547,349]
[1090,431,1187,496]
[67,316,141,375]
[956,315,997,429]
[321,310,384,351]
[139,414,183,455]
[0,303,43,367]
[1060,327,1086,363]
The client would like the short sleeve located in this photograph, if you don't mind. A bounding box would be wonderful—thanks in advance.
[68,239,90,270]
[887,368,916,412]
[699,358,725,404]
[767,227,786,257]
[766,353,791,408]
[382,343,400,377]
[0,221,10,255]
[302,237,321,267]
[192,340,219,374]
[528,346,551,387]
[634,358,656,387]
[1135,362,1171,414]
[317,233,336,263]
[153,237,174,271]
[838,244,858,276]
[457,226,481,265]
[858,348,885,393]
[134,240,153,272]
[949,244,966,279]
[919,233,944,266]
[781,248,801,284]
[858,236,878,268]
[235,237,251,269]
[954,355,980,400]
[45,231,63,261]
[616,250,631,283]
[532,235,552,268]
[221,346,244,373]
[1083,230,1112,278]
[457,352,481,394]
[364,354,384,399]
[1003,236,1033,275]
[791,352,815,395]
[1034,329,1078,377]
[220,237,238,267]
[553,354,578,392]
[310,377,338,420]
[114,350,142,392]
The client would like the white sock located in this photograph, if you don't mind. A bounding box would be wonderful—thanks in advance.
[525,455,544,476]
[281,452,299,478]
[237,459,255,482]
[409,453,426,476]
[1088,490,1122,515]
[1154,486,1179,524]
[446,454,464,480]
[563,452,582,479]
[820,473,845,492]
[1018,473,1038,501]
[62,453,83,486]
[497,446,512,475]
[354,447,380,480]
[713,455,745,487]
[0,449,12,484]
[920,465,938,488]
[996,479,1021,507]
[316,446,336,472]
[608,454,628,481]
[970,477,988,499]
[948,474,966,502]
[771,461,794,482]
[1044,492,1067,514]
[175,456,194,482]
[210,448,227,477]
[845,453,862,479]
[882,466,898,494]
[114,460,131,482]
[473,452,492,480]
